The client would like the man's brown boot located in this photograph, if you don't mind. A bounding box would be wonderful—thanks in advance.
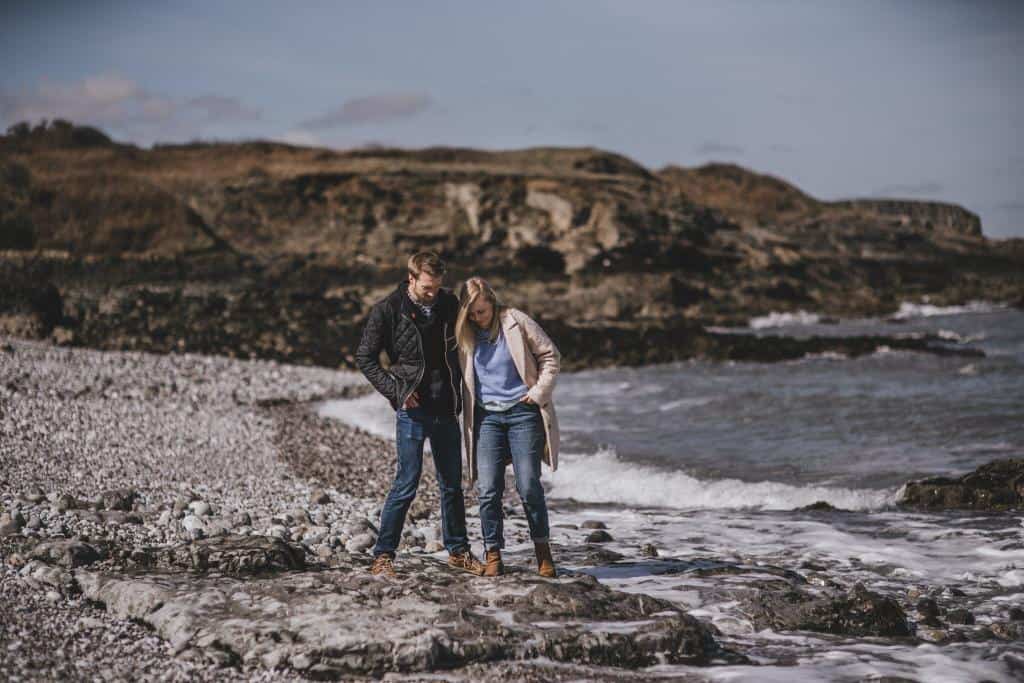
[448,549,485,576]
[534,541,556,578]
[484,549,504,577]
[370,553,397,578]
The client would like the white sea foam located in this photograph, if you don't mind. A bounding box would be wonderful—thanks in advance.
[891,300,1003,320]
[748,310,821,330]
[548,448,895,511]
[318,391,394,440]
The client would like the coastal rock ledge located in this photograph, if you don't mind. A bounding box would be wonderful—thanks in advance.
[68,535,728,678]
[898,459,1024,511]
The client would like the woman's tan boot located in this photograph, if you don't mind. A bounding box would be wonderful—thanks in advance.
[484,549,504,577]
[534,541,556,578]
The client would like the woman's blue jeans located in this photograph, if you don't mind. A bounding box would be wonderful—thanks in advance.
[474,402,550,551]
[373,408,469,557]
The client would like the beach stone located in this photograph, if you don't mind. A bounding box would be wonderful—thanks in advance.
[345,532,375,554]
[22,487,46,504]
[29,539,102,568]
[310,489,331,505]
[157,510,173,526]
[74,510,143,525]
[581,520,608,530]
[585,530,614,543]
[640,543,659,558]
[284,508,311,525]
[188,501,212,517]
[586,547,625,564]
[0,513,23,536]
[98,488,139,511]
[991,622,1024,640]
[54,494,78,512]
[1009,606,1024,621]
[181,515,206,540]
[232,512,252,527]
[424,540,444,553]
[266,525,289,540]
[25,515,42,530]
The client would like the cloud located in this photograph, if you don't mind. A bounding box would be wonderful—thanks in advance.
[186,95,261,123]
[872,181,944,196]
[694,141,745,156]
[278,129,322,147]
[0,74,261,140]
[300,92,432,129]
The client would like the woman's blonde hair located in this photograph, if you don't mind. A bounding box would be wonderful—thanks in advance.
[456,277,504,352]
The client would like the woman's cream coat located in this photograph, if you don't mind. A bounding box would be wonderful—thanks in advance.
[458,307,561,483]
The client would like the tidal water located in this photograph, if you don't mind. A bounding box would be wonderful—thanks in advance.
[322,303,1024,681]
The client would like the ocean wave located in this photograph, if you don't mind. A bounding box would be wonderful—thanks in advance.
[548,448,896,511]
[748,310,821,330]
[890,301,1003,320]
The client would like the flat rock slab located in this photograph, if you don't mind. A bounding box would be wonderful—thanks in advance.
[74,550,724,677]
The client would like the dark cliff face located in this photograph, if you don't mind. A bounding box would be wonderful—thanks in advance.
[1,122,1022,368]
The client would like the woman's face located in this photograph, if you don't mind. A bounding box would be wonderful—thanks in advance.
[468,297,494,329]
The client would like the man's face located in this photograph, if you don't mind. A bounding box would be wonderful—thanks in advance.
[408,271,443,304]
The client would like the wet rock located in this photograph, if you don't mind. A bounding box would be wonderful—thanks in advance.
[898,459,1024,511]
[1009,606,1024,621]
[585,530,614,544]
[742,582,910,637]
[946,608,975,625]
[98,488,139,511]
[512,575,680,622]
[639,543,659,558]
[586,548,625,564]
[580,520,607,530]
[74,553,723,676]
[29,539,103,568]
[310,489,331,505]
[991,622,1024,640]
[916,597,941,626]
[164,535,306,574]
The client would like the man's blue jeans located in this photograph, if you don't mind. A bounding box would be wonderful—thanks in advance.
[474,402,550,551]
[373,408,469,557]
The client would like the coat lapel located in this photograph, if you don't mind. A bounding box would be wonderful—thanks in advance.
[500,310,529,386]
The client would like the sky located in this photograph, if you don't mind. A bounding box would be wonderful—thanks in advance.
[2,0,1021,237]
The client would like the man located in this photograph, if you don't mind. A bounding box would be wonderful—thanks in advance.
[355,251,484,577]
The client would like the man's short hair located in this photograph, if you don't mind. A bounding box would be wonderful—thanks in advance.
[408,251,447,279]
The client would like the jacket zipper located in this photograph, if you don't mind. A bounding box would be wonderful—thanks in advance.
[399,310,426,409]
[442,320,460,413]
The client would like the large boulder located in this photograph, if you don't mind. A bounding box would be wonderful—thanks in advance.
[899,459,1024,511]
[742,583,910,637]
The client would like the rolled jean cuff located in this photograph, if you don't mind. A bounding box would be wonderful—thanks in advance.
[531,536,549,544]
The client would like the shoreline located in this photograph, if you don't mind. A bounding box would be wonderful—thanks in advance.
[2,338,1021,681]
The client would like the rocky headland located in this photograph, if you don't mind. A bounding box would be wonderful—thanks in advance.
[2,120,1022,370]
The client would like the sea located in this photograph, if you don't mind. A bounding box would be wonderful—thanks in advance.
[320,302,1024,682]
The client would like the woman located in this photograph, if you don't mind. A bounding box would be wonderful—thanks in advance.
[455,277,561,578]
